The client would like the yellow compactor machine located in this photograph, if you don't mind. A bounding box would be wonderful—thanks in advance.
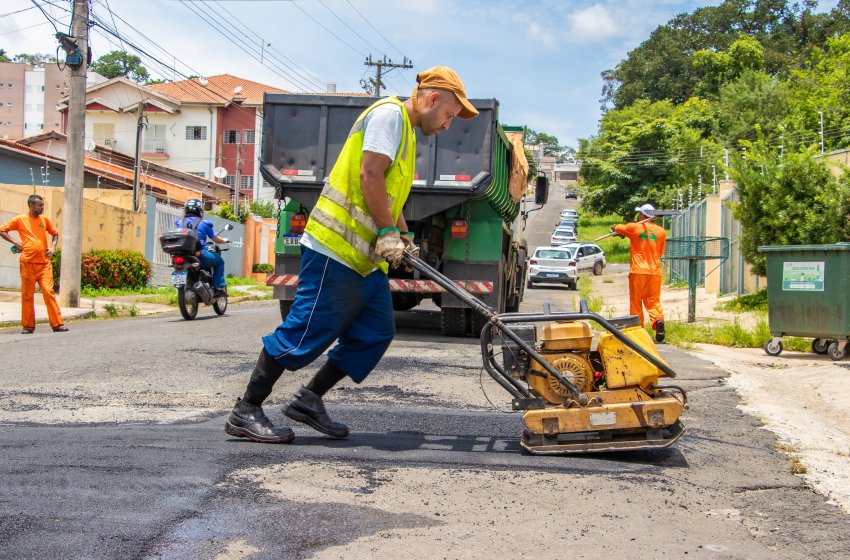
[403,253,687,455]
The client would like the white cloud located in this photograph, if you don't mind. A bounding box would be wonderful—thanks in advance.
[567,4,620,43]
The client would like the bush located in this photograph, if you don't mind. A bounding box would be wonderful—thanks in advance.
[252,263,274,274]
[52,249,151,290]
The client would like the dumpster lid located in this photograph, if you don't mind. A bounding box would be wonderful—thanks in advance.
[758,242,850,252]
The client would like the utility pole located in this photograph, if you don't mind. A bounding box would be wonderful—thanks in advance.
[59,0,88,308]
[132,109,147,212]
[362,55,413,97]
[234,137,242,219]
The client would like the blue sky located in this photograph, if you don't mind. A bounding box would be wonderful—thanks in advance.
[0,1,838,148]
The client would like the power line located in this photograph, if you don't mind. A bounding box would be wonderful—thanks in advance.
[28,0,60,34]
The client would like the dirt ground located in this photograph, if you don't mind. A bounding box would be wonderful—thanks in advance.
[587,266,850,512]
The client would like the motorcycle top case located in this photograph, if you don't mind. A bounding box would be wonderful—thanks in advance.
[160,228,200,255]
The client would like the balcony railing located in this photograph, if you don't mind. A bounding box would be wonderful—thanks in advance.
[142,138,168,154]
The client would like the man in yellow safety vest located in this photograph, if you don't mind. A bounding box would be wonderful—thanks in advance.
[225,66,479,443]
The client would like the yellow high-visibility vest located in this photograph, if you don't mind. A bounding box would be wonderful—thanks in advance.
[305,97,416,276]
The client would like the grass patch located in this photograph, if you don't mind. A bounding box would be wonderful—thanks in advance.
[139,293,178,305]
[82,286,173,298]
[654,314,810,352]
[578,281,603,313]
[717,289,768,312]
[575,213,633,264]
[224,274,266,287]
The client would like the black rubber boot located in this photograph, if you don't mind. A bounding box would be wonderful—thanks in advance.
[225,397,294,443]
[284,387,349,439]
[655,320,665,343]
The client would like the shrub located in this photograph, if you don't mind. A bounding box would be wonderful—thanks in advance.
[252,263,274,274]
[52,249,151,290]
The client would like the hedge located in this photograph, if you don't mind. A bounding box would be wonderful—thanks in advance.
[52,249,151,290]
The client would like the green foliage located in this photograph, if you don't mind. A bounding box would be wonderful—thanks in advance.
[103,302,119,318]
[717,289,768,312]
[12,52,55,66]
[0,49,9,62]
[575,213,632,264]
[90,50,149,82]
[248,200,276,218]
[208,203,246,224]
[252,263,274,274]
[729,141,843,276]
[693,35,765,97]
[601,1,850,110]
[52,249,151,290]
[713,70,789,146]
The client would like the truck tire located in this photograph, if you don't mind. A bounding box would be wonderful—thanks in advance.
[392,292,419,311]
[440,308,466,337]
[279,300,292,322]
[470,312,490,338]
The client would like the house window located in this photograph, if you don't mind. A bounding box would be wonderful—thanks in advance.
[242,129,255,144]
[185,126,207,140]
[223,130,238,144]
[240,176,254,190]
[221,176,236,187]
[144,124,167,153]
[93,122,116,146]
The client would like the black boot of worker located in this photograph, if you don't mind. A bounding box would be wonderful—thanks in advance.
[284,387,349,439]
[655,320,665,343]
[225,398,294,443]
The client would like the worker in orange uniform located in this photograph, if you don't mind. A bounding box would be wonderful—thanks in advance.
[612,203,666,342]
[0,194,68,334]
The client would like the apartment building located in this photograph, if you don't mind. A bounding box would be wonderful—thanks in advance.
[0,61,104,139]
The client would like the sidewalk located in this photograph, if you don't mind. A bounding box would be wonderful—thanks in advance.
[0,285,268,329]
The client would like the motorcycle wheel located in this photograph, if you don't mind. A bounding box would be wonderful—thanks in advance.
[177,287,199,320]
[213,295,228,315]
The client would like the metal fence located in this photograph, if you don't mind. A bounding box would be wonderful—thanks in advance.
[719,189,748,295]
[668,198,707,286]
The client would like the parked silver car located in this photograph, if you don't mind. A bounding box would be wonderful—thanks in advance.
[550,227,577,245]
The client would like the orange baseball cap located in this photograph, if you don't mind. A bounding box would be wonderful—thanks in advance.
[415,66,478,119]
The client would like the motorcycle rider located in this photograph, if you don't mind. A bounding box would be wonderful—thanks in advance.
[176,198,230,297]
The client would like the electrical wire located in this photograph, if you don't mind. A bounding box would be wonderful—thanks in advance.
[28,0,60,34]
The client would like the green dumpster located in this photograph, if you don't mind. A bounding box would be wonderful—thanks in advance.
[758,243,850,360]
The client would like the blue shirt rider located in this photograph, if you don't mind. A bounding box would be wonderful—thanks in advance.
[176,198,229,296]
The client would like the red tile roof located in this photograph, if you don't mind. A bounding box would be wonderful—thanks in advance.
[147,74,288,106]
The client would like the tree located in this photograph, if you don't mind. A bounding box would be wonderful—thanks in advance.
[600,0,849,110]
[713,69,789,146]
[525,129,575,163]
[693,35,765,96]
[90,50,150,82]
[578,99,723,217]
[12,52,56,66]
[730,140,844,275]
[0,49,10,63]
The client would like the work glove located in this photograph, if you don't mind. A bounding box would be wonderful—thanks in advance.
[400,232,419,259]
[375,228,405,268]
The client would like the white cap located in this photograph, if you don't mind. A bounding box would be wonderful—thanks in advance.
[635,203,655,216]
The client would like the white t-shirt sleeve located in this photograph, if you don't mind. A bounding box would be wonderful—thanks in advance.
[361,103,403,162]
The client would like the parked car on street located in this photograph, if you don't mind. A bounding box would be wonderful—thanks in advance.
[527,246,577,289]
[560,209,578,219]
[564,190,577,199]
[551,227,577,246]
[555,218,579,234]
[559,242,607,275]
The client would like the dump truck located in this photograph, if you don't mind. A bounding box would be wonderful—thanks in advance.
[260,94,544,337]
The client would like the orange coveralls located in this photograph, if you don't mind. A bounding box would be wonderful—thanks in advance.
[613,221,666,328]
[0,215,65,331]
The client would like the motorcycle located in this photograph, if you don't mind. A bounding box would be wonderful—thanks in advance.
[164,223,233,320]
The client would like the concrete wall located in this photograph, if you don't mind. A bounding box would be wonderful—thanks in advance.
[241,214,277,277]
[0,185,145,289]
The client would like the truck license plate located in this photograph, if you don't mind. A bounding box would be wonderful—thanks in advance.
[283,234,301,246]
[171,271,186,286]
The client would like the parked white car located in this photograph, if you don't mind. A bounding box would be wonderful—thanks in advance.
[527,246,578,289]
[559,242,607,275]
[551,227,577,245]
[560,209,579,219]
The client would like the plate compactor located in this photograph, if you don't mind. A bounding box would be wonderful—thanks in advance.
[403,253,688,455]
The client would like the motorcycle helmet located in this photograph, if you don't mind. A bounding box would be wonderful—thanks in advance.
[184,198,204,217]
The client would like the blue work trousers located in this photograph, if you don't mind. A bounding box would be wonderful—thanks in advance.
[262,247,394,383]
[199,248,226,288]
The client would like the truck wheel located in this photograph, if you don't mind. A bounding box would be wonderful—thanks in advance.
[392,292,419,311]
[763,339,782,357]
[592,261,603,276]
[828,341,846,361]
[471,313,491,338]
[811,338,830,355]
[440,308,466,337]
[279,300,292,322]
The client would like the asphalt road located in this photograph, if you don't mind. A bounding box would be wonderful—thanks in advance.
[0,194,847,559]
